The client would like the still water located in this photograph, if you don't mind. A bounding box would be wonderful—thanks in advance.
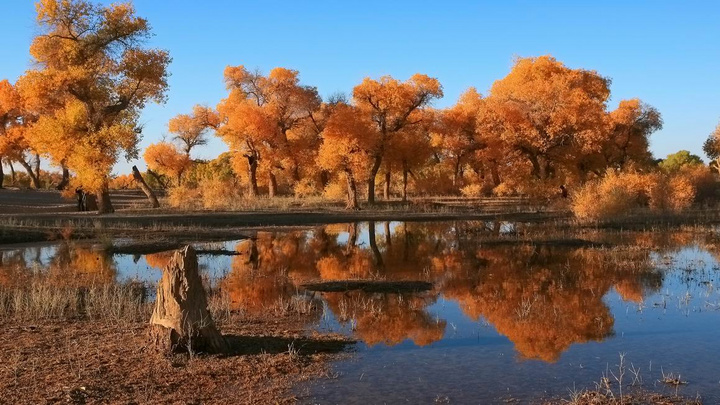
[1,221,719,403]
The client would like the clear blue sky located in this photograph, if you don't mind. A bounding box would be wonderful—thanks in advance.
[1,1,719,174]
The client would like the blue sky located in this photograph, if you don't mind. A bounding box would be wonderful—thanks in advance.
[1,1,719,173]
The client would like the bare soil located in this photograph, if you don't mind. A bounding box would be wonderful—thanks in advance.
[0,314,352,404]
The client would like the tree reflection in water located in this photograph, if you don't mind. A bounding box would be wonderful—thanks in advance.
[212,221,671,360]
[0,243,116,288]
[0,223,694,362]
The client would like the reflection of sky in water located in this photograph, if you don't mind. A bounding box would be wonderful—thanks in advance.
[3,224,720,403]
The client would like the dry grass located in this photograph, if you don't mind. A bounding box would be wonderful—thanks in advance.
[0,281,150,322]
[552,353,701,405]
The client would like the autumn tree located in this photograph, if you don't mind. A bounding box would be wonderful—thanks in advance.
[0,80,20,189]
[217,66,321,197]
[484,56,610,185]
[168,105,220,157]
[143,142,190,186]
[386,109,435,201]
[703,123,720,174]
[318,104,375,209]
[352,74,443,203]
[21,0,170,213]
[0,80,43,189]
[433,88,484,189]
[599,99,662,172]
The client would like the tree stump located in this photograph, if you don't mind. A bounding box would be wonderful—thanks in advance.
[149,246,228,354]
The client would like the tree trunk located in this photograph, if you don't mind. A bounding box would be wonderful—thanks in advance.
[383,170,391,200]
[149,246,228,354]
[319,170,329,189]
[96,183,114,214]
[8,160,15,184]
[246,155,258,197]
[345,222,358,255]
[344,169,360,210]
[56,165,70,191]
[539,156,553,180]
[452,157,461,188]
[367,154,382,204]
[132,165,160,208]
[402,168,409,202]
[490,162,501,186]
[17,158,41,189]
[34,154,40,185]
[0,158,4,189]
[268,172,277,198]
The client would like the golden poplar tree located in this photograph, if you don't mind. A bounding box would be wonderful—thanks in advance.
[484,56,610,184]
[216,66,321,197]
[352,74,442,203]
[168,105,220,157]
[21,0,170,213]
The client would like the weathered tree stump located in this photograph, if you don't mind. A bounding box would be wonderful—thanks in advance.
[149,246,228,353]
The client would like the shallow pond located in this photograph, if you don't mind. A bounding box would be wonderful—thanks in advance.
[1,221,719,403]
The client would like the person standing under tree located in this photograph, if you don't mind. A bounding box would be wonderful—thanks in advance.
[75,187,86,211]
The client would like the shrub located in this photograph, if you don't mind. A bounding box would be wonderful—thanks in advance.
[571,172,639,221]
[678,165,718,203]
[167,178,244,210]
[201,179,243,210]
[646,173,695,213]
[572,168,709,222]
[460,184,484,197]
[168,184,202,210]
[322,179,347,201]
[293,178,320,198]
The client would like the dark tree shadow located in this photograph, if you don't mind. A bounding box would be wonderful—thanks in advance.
[220,335,354,357]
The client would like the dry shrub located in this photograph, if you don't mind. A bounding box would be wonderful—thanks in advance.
[572,168,708,221]
[460,184,483,197]
[200,179,243,210]
[293,178,320,198]
[678,165,718,203]
[168,184,203,210]
[0,282,149,322]
[322,179,347,201]
[646,173,695,213]
[572,173,638,221]
[168,179,243,210]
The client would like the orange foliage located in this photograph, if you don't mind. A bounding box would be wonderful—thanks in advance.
[17,0,170,212]
[168,105,220,156]
[351,74,443,202]
[572,168,704,221]
[216,66,321,197]
[143,142,190,185]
